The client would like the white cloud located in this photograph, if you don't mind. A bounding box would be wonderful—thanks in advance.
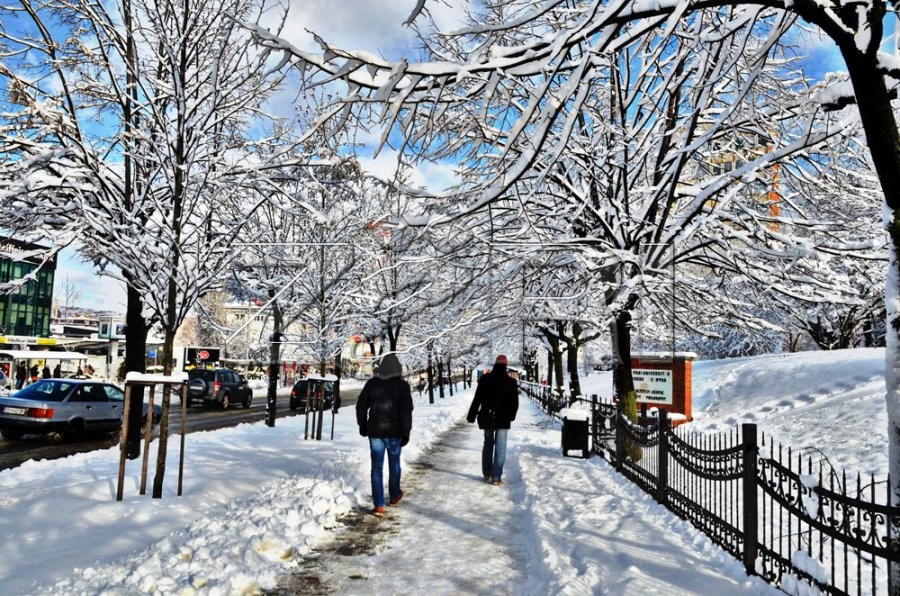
[279,0,468,59]
[357,149,461,193]
[55,248,127,314]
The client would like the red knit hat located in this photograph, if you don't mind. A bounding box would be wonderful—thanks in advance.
[495,354,508,365]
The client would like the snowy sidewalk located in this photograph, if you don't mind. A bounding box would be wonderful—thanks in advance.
[275,399,777,595]
[3,385,779,594]
[281,419,538,593]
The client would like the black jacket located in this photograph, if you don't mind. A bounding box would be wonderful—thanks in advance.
[467,363,519,429]
[356,354,413,438]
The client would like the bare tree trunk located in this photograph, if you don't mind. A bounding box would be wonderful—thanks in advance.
[565,337,580,403]
[123,283,148,459]
[546,348,553,388]
[152,325,175,498]
[427,342,434,404]
[266,296,282,427]
[611,306,636,399]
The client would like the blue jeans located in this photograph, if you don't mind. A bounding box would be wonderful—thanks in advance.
[482,428,509,481]
[369,437,403,508]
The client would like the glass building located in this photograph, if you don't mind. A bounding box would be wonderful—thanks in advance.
[0,237,56,337]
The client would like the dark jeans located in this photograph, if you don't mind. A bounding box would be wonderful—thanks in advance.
[482,428,509,482]
[369,437,403,508]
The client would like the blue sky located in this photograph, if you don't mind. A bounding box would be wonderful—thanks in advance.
[55,247,127,313]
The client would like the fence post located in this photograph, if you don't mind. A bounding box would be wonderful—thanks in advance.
[657,409,668,504]
[615,401,624,471]
[591,395,598,454]
[742,423,758,576]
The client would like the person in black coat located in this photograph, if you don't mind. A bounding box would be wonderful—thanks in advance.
[467,354,519,485]
[356,353,413,517]
[15,362,27,389]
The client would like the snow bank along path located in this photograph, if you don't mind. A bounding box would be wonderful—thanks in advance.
[274,398,778,595]
[13,382,778,595]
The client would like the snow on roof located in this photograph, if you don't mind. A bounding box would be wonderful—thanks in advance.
[124,371,189,384]
[304,373,338,382]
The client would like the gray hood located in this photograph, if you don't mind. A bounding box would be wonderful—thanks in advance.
[376,353,403,380]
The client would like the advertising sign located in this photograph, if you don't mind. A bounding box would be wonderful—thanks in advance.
[98,318,126,340]
[184,346,221,365]
[633,367,673,404]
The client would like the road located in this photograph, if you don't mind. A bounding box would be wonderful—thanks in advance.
[0,386,361,472]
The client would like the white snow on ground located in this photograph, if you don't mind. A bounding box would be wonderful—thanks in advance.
[581,347,887,475]
[310,403,775,595]
[0,348,887,594]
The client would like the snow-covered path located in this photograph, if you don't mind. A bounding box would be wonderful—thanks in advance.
[279,419,538,593]
[274,399,777,595]
[0,351,881,594]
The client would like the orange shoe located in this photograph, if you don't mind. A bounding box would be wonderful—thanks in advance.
[389,490,404,506]
[372,506,385,517]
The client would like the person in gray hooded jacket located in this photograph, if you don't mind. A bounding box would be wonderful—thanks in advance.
[356,353,413,517]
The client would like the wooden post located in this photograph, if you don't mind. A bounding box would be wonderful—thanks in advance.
[116,377,186,501]
[178,383,186,497]
[316,387,325,441]
[140,385,156,495]
[742,423,759,576]
[330,403,336,441]
[303,382,312,440]
[116,384,132,501]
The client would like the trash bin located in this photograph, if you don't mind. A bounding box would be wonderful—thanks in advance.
[561,414,590,458]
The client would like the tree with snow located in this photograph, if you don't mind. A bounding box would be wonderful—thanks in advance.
[247,0,900,578]
[1,0,310,494]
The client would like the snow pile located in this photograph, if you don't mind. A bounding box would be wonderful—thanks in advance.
[581,348,887,475]
[1,390,470,595]
[0,348,887,594]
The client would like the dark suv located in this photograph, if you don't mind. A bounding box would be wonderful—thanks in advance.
[289,377,336,412]
[186,368,252,409]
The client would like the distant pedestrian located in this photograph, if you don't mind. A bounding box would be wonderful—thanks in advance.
[29,364,39,383]
[42,364,51,379]
[15,363,26,389]
[356,353,413,518]
[53,364,61,378]
[466,354,519,485]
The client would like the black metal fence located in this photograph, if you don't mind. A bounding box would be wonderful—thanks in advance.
[519,381,900,595]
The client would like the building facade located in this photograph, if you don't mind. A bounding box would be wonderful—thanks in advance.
[0,237,56,338]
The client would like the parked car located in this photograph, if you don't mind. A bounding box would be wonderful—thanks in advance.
[289,377,336,412]
[0,379,162,441]
[186,368,252,409]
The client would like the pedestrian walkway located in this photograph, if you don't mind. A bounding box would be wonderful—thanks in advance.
[275,399,777,595]
[283,418,537,593]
